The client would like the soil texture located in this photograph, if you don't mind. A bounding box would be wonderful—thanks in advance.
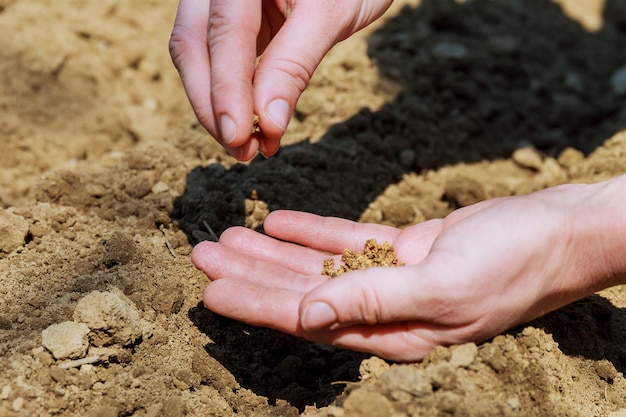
[3,0,626,416]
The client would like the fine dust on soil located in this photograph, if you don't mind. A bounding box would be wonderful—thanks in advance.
[2,0,626,416]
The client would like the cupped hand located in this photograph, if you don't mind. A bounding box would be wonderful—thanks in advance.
[169,0,392,161]
[191,183,610,362]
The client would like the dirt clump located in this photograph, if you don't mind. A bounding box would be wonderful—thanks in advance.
[252,114,262,134]
[0,209,29,258]
[322,239,405,278]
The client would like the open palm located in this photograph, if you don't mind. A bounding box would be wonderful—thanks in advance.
[192,184,609,361]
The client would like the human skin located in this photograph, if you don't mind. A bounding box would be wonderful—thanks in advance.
[169,0,393,160]
[192,175,626,362]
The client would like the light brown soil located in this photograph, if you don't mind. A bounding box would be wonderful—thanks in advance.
[2,0,626,416]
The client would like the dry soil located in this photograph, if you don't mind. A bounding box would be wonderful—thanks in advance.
[3,0,626,416]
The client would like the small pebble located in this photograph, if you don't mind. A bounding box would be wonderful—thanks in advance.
[449,343,478,368]
[507,396,521,411]
[73,290,142,347]
[41,321,90,360]
[432,41,468,60]
[12,397,24,412]
[359,356,390,382]
[1,385,11,400]
[151,181,169,194]
[377,366,432,401]
[611,65,626,95]
[0,209,29,257]
[512,146,543,170]
[557,147,584,168]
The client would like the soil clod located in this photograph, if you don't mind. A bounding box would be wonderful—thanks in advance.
[322,239,405,278]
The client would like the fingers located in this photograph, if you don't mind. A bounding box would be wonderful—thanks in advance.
[172,1,390,159]
[202,277,452,362]
[263,210,401,254]
[215,226,333,275]
[257,134,281,159]
[253,0,393,146]
[170,0,253,160]
[191,240,326,292]
[169,0,215,133]
[169,0,283,159]
[172,1,394,160]
[206,0,261,149]
[252,4,355,142]
[201,274,463,362]
[203,279,303,330]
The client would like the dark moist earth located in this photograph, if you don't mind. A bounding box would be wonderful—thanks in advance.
[2,0,626,416]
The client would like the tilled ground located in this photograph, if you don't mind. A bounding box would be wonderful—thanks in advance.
[2,0,626,416]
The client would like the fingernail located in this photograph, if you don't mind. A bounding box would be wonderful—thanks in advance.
[220,114,237,145]
[226,145,243,160]
[266,99,290,131]
[258,140,270,159]
[301,302,337,331]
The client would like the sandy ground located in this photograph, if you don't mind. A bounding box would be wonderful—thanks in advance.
[2,0,626,416]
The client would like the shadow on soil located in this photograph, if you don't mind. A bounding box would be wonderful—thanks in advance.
[188,303,367,411]
[176,0,626,409]
[530,295,626,375]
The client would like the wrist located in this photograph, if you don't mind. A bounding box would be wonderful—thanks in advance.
[571,174,626,291]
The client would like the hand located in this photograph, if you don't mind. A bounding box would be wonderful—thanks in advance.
[191,181,623,362]
[169,0,392,161]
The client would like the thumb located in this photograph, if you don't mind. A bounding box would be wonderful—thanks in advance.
[299,264,457,332]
